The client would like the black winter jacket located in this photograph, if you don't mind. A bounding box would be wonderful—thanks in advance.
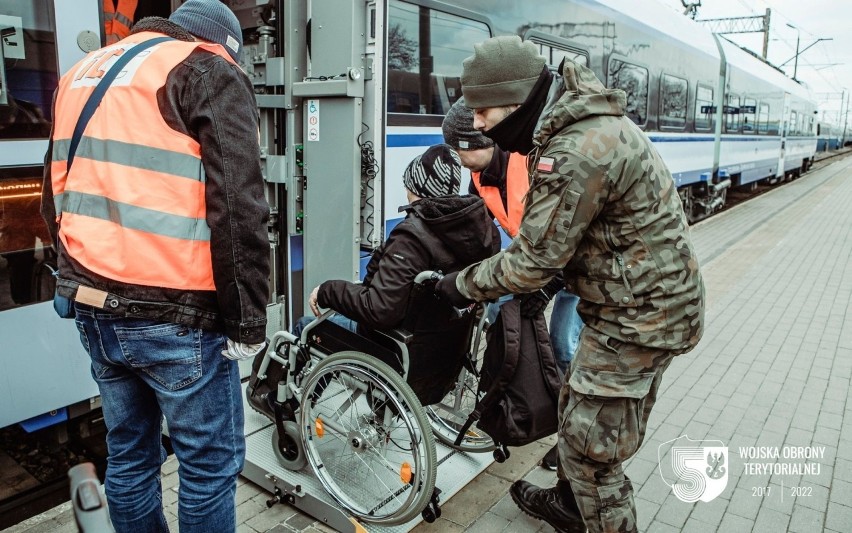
[318,195,499,404]
[41,18,270,343]
[318,195,499,330]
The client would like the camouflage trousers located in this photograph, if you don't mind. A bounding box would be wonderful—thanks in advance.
[557,327,675,533]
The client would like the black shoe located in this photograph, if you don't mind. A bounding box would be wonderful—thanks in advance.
[246,382,275,421]
[541,444,559,471]
[510,480,586,533]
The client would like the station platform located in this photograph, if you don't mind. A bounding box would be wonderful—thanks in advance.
[4,150,852,533]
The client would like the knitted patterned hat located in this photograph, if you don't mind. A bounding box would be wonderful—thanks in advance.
[169,0,243,63]
[402,144,461,198]
[442,98,494,151]
[461,36,546,108]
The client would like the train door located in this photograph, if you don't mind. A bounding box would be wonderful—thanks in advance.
[776,92,791,178]
[0,0,102,428]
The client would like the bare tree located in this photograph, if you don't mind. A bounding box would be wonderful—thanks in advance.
[388,23,417,71]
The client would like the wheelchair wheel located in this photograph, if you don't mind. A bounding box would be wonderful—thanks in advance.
[426,364,495,453]
[300,351,437,525]
[272,421,307,471]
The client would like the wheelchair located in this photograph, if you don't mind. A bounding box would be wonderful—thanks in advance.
[246,272,494,525]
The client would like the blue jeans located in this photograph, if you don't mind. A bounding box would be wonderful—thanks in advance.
[293,313,358,337]
[74,303,244,533]
[550,290,583,374]
[485,294,514,327]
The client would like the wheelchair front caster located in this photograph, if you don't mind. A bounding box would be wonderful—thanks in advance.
[421,487,442,523]
[272,421,307,470]
[493,444,511,463]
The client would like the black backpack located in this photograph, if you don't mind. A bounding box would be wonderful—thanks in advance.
[455,298,562,452]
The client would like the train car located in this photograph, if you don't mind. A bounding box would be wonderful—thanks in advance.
[817,121,841,152]
[0,0,819,471]
[384,0,817,223]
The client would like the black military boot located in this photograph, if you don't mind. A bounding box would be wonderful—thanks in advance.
[510,479,586,533]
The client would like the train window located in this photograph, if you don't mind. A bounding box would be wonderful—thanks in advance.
[725,94,740,134]
[524,31,589,69]
[0,0,58,141]
[659,74,687,129]
[387,0,490,118]
[608,58,648,126]
[741,98,757,133]
[549,47,588,69]
[0,166,55,311]
[789,110,798,136]
[757,103,769,134]
[694,85,714,131]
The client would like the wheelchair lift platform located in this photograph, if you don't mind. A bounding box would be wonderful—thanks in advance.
[241,385,494,533]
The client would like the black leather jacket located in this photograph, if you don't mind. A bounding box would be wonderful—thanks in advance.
[41,18,270,343]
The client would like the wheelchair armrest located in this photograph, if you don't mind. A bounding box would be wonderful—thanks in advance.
[377,327,414,345]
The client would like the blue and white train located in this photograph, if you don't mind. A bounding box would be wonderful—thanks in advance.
[0,0,817,446]
[384,0,818,225]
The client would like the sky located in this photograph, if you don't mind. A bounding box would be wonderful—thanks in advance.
[656,0,852,130]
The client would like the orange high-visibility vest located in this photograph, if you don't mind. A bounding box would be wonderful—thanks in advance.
[103,0,138,45]
[471,152,529,238]
[50,33,236,291]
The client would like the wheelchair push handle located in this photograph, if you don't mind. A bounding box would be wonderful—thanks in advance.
[68,463,114,533]
[415,270,469,319]
[414,270,444,285]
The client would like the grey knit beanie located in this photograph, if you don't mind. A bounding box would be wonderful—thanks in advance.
[461,36,546,108]
[402,144,461,198]
[442,98,494,151]
[169,0,242,63]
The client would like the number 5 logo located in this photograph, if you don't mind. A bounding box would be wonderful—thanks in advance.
[658,435,729,503]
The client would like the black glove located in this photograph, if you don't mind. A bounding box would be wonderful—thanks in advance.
[518,276,563,317]
[435,271,473,308]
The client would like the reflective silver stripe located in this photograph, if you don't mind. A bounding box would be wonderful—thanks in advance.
[54,192,64,215]
[52,137,203,182]
[113,11,133,28]
[59,190,211,241]
[52,139,69,162]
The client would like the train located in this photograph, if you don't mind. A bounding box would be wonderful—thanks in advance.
[0,0,818,518]
[817,121,844,152]
[384,0,818,224]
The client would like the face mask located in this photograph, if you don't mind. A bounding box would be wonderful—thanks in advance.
[483,67,552,154]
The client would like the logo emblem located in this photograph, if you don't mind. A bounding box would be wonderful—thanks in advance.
[658,435,728,503]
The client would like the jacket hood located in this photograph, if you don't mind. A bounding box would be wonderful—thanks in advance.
[404,195,496,266]
[534,60,626,145]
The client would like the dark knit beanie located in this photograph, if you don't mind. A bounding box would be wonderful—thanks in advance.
[461,36,547,108]
[402,144,461,198]
[442,98,494,151]
[169,0,242,63]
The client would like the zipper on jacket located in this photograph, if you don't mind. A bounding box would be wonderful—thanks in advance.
[614,252,633,294]
[527,145,541,176]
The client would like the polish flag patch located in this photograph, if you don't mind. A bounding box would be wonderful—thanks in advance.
[537,157,555,172]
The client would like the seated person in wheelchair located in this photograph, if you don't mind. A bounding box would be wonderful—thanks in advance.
[251,144,500,414]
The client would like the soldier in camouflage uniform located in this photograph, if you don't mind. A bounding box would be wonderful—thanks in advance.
[436,36,705,533]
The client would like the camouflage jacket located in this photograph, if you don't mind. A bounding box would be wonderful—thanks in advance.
[457,60,704,354]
